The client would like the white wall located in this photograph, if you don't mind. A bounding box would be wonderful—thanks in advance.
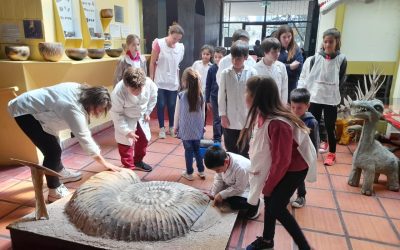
[128,0,140,36]
[341,0,400,62]
[392,61,400,111]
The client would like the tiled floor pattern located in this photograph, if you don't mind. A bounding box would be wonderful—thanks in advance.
[0,123,400,250]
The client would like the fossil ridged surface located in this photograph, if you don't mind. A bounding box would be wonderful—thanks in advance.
[65,169,210,241]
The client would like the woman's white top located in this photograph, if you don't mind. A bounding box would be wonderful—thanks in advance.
[253,59,288,105]
[216,54,256,85]
[218,65,257,130]
[298,53,346,105]
[154,38,185,91]
[110,78,158,145]
[210,152,250,199]
[192,60,212,92]
[8,82,101,156]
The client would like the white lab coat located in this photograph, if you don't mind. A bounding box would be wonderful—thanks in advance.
[7,82,101,156]
[110,78,158,145]
[210,152,250,199]
[218,65,257,130]
[154,38,185,91]
[216,54,256,85]
[298,53,346,105]
[253,59,288,105]
[192,60,212,92]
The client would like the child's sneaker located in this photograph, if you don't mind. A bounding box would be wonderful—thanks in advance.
[58,168,82,184]
[324,152,336,166]
[246,199,260,219]
[197,172,206,179]
[246,237,274,250]
[48,184,70,203]
[134,161,152,172]
[291,196,306,208]
[169,127,176,138]
[181,171,194,181]
[159,127,166,139]
[319,141,328,153]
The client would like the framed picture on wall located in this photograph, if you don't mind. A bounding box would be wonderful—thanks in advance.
[114,5,124,23]
[82,0,103,38]
[23,20,43,39]
[55,0,79,38]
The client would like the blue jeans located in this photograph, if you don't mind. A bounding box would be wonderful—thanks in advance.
[210,96,222,142]
[157,89,178,128]
[182,140,204,174]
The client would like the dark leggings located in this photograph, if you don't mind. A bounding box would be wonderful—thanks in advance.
[223,128,249,159]
[263,168,310,250]
[225,196,248,210]
[15,115,63,188]
[309,103,337,153]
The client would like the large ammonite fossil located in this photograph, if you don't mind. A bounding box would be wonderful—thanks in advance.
[65,169,210,241]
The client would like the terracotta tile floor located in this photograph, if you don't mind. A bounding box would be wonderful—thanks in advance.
[1,123,400,250]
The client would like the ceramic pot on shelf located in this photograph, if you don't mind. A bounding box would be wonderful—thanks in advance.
[65,48,88,61]
[38,42,64,62]
[105,48,123,58]
[100,9,113,18]
[5,45,30,61]
[88,48,105,59]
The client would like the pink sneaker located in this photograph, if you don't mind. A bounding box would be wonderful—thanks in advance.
[324,152,336,166]
[319,142,328,153]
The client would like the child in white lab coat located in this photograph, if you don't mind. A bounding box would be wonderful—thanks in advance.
[110,67,158,172]
[203,144,251,211]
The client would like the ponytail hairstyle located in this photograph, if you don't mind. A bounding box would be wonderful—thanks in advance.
[275,25,298,61]
[168,22,184,36]
[181,67,203,112]
[238,76,309,150]
[323,28,342,51]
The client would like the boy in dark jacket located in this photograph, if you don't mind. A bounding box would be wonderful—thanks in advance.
[205,46,226,143]
[289,88,319,208]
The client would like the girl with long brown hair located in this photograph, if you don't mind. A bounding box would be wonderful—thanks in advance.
[240,76,316,250]
[275,25,304,101]
[173,68,206,181]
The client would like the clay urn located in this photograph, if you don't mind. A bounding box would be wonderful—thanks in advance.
[65,48,88,61]
[100,9,113,18]
[38,42,64,62]
[88,48,105,59]
[105,48,123,58]
[5,45,30,61]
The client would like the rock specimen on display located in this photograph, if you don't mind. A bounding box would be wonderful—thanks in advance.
[65,169,210,241]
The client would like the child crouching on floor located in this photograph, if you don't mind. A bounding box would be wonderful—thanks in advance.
[203,145,251,211]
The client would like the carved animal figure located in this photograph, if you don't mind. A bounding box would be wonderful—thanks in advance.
[348,99,399,195]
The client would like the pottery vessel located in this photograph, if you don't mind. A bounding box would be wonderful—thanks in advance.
[65,48,88,61]
[38,42,63,62]
[88,48,105,59]
[100,9,113,18]
[5,46,30,61]
[105,48,123,57]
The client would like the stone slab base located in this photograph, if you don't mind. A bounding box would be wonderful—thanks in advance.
[7,195,238,250]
